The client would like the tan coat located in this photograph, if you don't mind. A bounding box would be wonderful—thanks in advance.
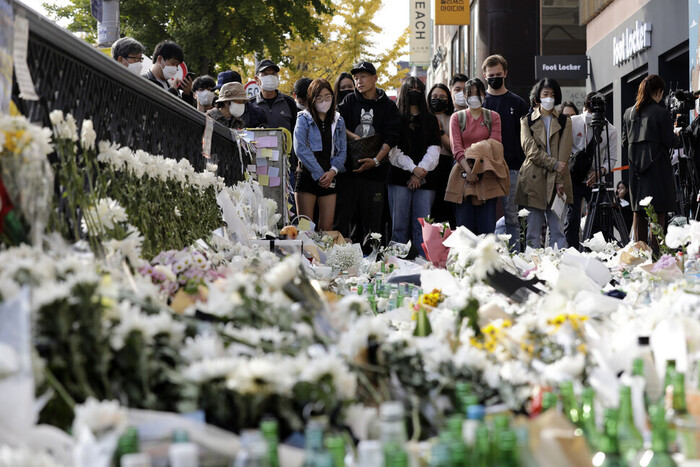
[515,108,573,211]
[445,139,510,205]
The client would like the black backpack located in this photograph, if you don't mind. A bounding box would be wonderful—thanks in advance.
[570,131,598,185]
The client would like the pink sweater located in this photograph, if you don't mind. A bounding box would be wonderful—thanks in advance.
[449,110,502,163]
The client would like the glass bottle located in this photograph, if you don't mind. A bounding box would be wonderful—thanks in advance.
[380,402,408,466]
[636,336,662,406]
[580,387,599,451]
[636,404,678,467]
[495,429,519,467]
[490,414,510,463]
[541,391,558,412]
[367,283,376,312]
[455,381,471,414]
[324,435,345,467]
[560,381,581,426]
[473,424,491,467]
[116,427,141,467]
[669,372,698,459]
[234,430,270,467]
[594,408,624,467]
[446,414,468,466]
[664,360,677,401]
[260,420,280,467]
[618,386,644,464]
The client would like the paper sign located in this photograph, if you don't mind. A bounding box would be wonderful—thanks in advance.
[258,175,269,186]
[259,148,273,158]
[256,136,277,148]
[256,166,268,176]
[270,176,280,187]
[270,150,280,162]
[12,16,38,101]
[298,217,313,232]
[202,116,214,159]
[268,167,279,178]
[246,164,256,172]
[255,157,267,166]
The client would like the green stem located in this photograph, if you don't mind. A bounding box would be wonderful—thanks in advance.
[43,366,76,410]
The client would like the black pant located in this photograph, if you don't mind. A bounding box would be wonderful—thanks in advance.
[334,174,387,252]
[564,183,592,250]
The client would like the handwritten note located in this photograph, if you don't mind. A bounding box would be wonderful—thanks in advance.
[256,136,278,148]
[13,17,39,101]
[258,174,269,186]
[255,157,267,167]
[256,166,268,176]
[270,150,280,162]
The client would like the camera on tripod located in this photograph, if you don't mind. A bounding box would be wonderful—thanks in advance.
[666,89,695,128]
[587,93,607,127]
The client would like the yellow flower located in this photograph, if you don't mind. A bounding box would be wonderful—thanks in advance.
[502,319,512,328]
[485,340,496,352]
[577,343,587,354]
[2,129,28,154]
[483,324,496,335]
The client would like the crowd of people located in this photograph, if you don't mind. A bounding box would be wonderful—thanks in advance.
[111,36,681,255]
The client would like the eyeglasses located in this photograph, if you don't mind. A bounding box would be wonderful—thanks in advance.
[126,56,144,62]
[314,95,333,104]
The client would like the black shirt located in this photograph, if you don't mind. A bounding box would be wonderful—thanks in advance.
[483,91,529,170]
[387,112,441,190]
[300,118,333,174]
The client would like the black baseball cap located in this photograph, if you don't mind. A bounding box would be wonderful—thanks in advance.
[351,61,376,75]
[256,59,280,74]
[214,70,242,90]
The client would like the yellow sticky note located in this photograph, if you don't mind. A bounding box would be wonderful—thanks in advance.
[298,218,313,232]
[261,148,273,158]
[258,174,269,186]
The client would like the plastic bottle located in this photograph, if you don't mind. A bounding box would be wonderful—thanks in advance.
[169,429,199,467]
[684,255,700,283]
[428,432,451,467]
[117,427,141,467]
[636,336,662,405]
[302,423,332,467]
[380,402,409,466]
[355,440,383,467]
[234,430,270,467]
[260,419,280,467]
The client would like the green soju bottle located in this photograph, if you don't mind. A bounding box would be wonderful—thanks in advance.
[495,429,519,467]
[324,435,345,467]
[473,424,491,467]
[580,387,599,451]
[260,420,280,467]
[636,404,678,467]
[560,381,580,426]
[446,415,468,466]
[542,391,558,412]
[380,402,409,466]
[618,385,644,464]
[594,408,624,467]
[669,372,698,459]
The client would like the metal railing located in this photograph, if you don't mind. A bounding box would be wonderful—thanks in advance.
[10,0,243,184]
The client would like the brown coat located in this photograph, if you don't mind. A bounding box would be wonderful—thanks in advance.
[515,108,573,211]
[445,139,510,205]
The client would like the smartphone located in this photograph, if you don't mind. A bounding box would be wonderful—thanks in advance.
[185,72,195,81]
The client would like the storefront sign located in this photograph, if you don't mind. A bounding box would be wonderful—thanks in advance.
[613,20,652,66]
[410,1,431,66]
[534,55,588,80]
[435,0,470,25]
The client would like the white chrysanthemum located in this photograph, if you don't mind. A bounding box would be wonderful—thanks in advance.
[80,119,96,151]
[73,397,127,436]
[264,254,299,290]
[338,315,388,359]
[206,162,218,173]
[370,232,382,241]
[468,234,503,280]
[49,110,64,126]
[183,357,240,382]
[32,280,71,309]
[174,206,181,217]
[518,208,531,217]
[326,243,363,271]
[110,302,185,349]
[225,355,297,396]
[0,445,66,467]
[639,196,653,207]
[181,333,225,363]
[82,198,128,236]
[297,352,357,399]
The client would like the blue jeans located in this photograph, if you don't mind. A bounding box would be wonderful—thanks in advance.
[526,207,567,249]
[454,197,497,235]
[502,169,521,252]
[387,184,435,257]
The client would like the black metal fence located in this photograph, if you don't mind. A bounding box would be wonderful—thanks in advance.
[10,1,243,184]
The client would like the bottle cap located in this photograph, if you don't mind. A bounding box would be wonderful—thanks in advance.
[466,404,486,420]
[638,336,650,346]
[172,428,189,443]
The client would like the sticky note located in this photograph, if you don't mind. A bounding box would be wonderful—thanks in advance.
[256,166,268,176]
[270,176,280,187]
[259,148,273,158]
[256,136,277,148]
[258,175,269,186]
[268,167,279,178]
[246,164,256,172]
[270,150,280,161]
[256,157,267,166]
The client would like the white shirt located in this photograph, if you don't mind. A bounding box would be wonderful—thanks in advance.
[570,111,618,173]
[388,145,441,173]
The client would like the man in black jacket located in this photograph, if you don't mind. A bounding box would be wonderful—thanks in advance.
[336,61,401,247]
[142,40,194,106]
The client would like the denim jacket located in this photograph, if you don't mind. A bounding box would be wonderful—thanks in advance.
[293,110,347,180]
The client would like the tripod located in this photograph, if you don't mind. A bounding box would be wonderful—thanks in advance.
[582,117,630,246]
[671,126,700,220]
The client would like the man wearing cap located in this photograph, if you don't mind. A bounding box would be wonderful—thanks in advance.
[212,71,266,128]
[207,82,253,129]
[335,60,401,246]
[250,59,297,132]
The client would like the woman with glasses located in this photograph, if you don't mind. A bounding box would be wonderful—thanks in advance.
[387,77,441,256]
[427,83,456,227]
[293,78,347,231]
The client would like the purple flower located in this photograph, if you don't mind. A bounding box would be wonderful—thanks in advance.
[651,254,677,272]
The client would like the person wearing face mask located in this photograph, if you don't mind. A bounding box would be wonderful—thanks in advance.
[482,55,529,252]
[427,83,456,227]
[206,82,249,129]
[191,75,216,113]
[386,77,441,257]
[293,78,347,231]
[293,78,313,111]
[111,37,145,76]
[564,92,618,250]
[516,77,573,249]
[449,74,469,111]
[143,40,194,106]
[250,60,297,133]
[446,78,505,234]
[622,75,677,247]
[333,72,355,107]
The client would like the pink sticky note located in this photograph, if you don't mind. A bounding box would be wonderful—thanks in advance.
[269,176,280,187]
[256,166,268,176]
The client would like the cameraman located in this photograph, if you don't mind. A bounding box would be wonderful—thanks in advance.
[565,92,618,250]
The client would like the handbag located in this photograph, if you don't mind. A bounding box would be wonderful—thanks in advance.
[346,134,385,170]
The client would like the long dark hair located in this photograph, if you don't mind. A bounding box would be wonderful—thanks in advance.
[428,83,454,115]
[532,78,562,105]
[307,78,335,125]
[635,74,665,112]
[333,72,354,104]
[397,77,429,119]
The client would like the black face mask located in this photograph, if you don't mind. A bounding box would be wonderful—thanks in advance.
[338,89,353,102]
[487,77,504,90]
[408,90,423,106]
[430,98,448,113]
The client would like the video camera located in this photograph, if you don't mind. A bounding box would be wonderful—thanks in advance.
[666,89,695,129]
[586,93,607,128]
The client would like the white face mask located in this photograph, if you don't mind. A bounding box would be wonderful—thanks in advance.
[583,111,593,125]
[197,90,214,106]
[467,95,482,109]
[161,60,178,80]
[260,75,279,92]
[296,102,306,111]
[453,91,466,107]
[540,97,555,111]
[315,100,332,114]
[127,61,143,75]
[229,102,245,118]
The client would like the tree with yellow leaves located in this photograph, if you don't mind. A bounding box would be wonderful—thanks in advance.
[279,0,409,93]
